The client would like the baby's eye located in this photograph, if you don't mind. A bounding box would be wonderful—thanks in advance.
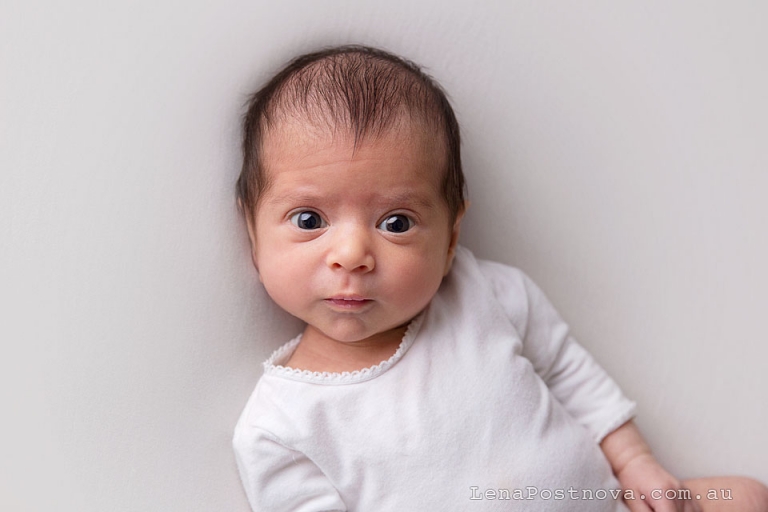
[378,214,412,233]
[290,211,327,230]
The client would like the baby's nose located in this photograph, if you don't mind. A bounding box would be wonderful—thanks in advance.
[326,225,375,273]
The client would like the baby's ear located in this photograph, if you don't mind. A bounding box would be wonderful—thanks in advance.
[443,202,468,276]
[239,200,261,279]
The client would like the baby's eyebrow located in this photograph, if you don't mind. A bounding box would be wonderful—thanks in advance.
[264,192,324,207]
[379,192,438,210]
[262,187,352,207]
[265,191,439,210]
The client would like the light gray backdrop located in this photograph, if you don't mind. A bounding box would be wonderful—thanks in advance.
[1,0,766,510]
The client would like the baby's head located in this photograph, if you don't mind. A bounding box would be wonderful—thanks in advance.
[237,45,466,226]
[237,46,468,346]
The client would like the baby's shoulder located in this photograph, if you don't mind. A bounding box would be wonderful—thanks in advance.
[455,247,530,298]
[452,247,533,332]
[475,258,527,288]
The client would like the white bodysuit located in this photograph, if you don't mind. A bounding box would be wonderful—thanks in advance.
[233,246,636,511]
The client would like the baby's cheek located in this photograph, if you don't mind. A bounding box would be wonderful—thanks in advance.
[259,264,300,309]
[394,260,444,305]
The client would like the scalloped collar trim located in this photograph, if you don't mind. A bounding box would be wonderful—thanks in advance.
[262,312,425,385]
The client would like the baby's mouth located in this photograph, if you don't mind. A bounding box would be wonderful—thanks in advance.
[325,296,372,309]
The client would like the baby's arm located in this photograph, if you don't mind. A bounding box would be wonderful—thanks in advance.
[601,420,701,512]
[480,260,636,440]
[480,260,697,510]
[233,424,346,512]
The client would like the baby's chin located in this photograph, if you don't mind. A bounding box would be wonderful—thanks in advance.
[304,321,409,347]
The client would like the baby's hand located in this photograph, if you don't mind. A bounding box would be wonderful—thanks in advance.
[616,453,701,512]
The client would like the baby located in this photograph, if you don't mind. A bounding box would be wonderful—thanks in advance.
[232,45,768,511]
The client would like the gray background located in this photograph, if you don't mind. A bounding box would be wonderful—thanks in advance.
[1,0,766,510]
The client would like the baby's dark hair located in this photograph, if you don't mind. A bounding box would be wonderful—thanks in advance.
[236,45,466,222]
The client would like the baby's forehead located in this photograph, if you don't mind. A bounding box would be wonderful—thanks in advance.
[257,118,448,209]
[262,116,445,171]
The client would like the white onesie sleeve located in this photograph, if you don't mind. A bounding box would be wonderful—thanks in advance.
[479,260,636,443]
[233,424,346,512]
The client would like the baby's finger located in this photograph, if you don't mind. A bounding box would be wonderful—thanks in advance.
[626,496,654,512]
[682,494,703,512]
[646,497,681,512]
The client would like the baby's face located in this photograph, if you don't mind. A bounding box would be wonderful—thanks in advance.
[246,121,462,346]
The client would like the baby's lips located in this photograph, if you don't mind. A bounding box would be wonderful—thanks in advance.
[325,296,374,308]
[327,294,369,301]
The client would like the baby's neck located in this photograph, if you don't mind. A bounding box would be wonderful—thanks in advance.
[283,324,408,373]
